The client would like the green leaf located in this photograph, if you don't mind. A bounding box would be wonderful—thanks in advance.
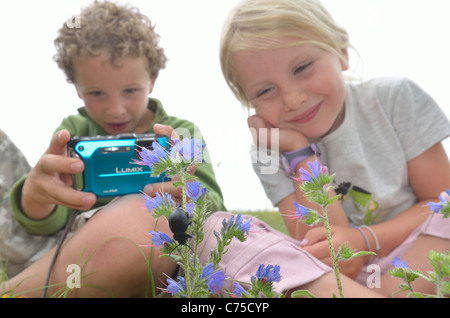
[172,181,184,188]
[327,194,340,206]
[291,290,317,298]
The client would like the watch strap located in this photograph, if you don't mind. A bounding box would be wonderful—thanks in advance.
[280,144,320,175]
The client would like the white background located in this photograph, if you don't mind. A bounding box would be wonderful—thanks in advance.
[1,0,449,211]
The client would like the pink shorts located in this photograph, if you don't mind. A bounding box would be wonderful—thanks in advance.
[198,211,450,293]
[198,211,331,293]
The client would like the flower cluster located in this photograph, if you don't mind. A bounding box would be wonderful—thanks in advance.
[252,264,281,283]
[165,263,226,296]
[135,136,282,298]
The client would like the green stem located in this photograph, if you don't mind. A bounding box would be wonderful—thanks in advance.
[145,218,160,297]
[179,171,192,297]
[322,206,344,298]
[436,273,442,298]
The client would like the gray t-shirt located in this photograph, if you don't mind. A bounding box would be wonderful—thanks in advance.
[251,77,450,226]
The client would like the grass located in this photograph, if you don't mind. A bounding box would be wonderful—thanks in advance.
[230,209,289,235]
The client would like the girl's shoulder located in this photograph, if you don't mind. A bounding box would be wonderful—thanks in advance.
[347,76,421,100]
[346,76,435,115]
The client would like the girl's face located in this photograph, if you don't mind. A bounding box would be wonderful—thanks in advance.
[233,39,349,139]
[74,55,155,135]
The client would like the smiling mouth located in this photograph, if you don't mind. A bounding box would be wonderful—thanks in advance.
[290,102,322,124]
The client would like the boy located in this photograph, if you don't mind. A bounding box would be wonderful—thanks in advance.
[4,1,225,297]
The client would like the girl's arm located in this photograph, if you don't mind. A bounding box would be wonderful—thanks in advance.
[368,141,450,258]
[278,142,450,278]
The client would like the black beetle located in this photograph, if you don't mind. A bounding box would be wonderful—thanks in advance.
[168,207,192,253]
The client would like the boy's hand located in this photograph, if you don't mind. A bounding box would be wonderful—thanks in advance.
[143,124,197,204]
[21,130,96,220]
[247,115,310,152]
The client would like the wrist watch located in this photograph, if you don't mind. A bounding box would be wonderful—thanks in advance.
[280,143,320,175]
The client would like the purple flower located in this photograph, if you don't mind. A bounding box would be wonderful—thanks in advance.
[293,201,308,219]
[134,141,168,168]
[223,213,252,235]
[186,202,195,216]
[307,160,321,179]
[428,201,445,214]
[166,276,186,296]
[253,264,281,283]
[235,214,252,235]
[207,270,226,294]
[171,137,205,162]
[298,159,327,183]
[298,167,313,183]
[427,189,450,214]
[201,263,226,294]
[233,282,246,297]
[150,231,173,248]
[391,256,408,269]
[201,263,215,279]
[186,181,203,201]
[144,192,174,212]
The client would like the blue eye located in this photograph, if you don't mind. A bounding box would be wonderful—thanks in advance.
[256,87,273,98]
[294,62,312,75]
[89,91,104,97]
[124,88,138,94]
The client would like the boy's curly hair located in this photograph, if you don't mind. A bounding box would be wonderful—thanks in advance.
[54,0,167,83]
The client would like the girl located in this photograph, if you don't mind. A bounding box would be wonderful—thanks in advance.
[220,0,450,296]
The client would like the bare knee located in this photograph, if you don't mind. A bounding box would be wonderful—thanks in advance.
[50,194,177,297]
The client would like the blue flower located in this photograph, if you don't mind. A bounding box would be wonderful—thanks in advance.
[166,276,186,296]
[144,192,175,213]
[186,202,195,216]
[298,159,326,183]
[150,231,173,248]
[233,282,246,298]
[307,160,321,179]
[391,256,408,269]
[293,201,308,219]
[201,263,215,279]
[171,137,205,162]
[299,167,313,183]
[186,181,203,201]
[222,213,252,235]
[200,263,225,294]
[134,141,168,168]
[253,264,281,283]
[207,270,226,294]
[427,189,450,214]
[427,201,445,214]
[235,214,252,235]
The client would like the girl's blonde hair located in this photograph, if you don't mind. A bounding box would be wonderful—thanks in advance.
[54,0,167,83]
[220,0,349,107]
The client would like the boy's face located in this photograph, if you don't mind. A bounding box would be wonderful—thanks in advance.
[74,55,155,135]
[233,39,348,139]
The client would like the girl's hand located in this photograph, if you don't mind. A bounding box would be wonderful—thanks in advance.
[301,225,369,279]
[21,130,96,219]
[247,114,310,152]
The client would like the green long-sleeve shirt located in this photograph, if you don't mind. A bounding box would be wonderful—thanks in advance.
[10,98,226,235]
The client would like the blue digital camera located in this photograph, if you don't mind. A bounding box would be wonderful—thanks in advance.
[68,133,170,198]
